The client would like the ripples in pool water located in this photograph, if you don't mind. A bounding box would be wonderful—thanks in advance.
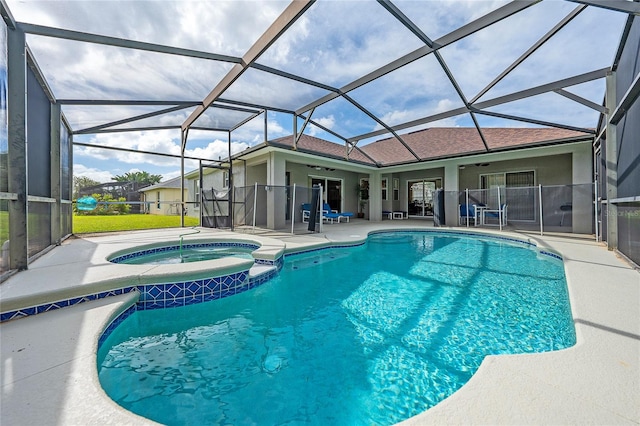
[98,232,575,425]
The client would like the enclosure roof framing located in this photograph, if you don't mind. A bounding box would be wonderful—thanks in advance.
[181,0,315,133]
[567,0,640,15]
[294,0,539,116]
[5,0,634,167]
[18,22,242,63]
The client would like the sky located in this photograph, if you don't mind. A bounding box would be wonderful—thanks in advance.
[4,0,629,183]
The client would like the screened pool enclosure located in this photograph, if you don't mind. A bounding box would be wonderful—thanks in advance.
[1,0,639,279]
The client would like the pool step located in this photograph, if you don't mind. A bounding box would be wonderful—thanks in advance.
[249,263,277,279]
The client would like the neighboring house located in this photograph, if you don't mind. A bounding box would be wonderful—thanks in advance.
[184,165,230,220]
[188,127,594,233]
[139,177,187,215]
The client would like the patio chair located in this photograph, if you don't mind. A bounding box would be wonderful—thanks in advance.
[560,202,572,226]
[301,203,312,223]
[322,203,354,223]
[459,204,478,226]
[483,204,508,226]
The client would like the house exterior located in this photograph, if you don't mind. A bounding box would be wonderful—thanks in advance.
[139,176,187,215]
[184,166,230,220]
[187,127,594,233]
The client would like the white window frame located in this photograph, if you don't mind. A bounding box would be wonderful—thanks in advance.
[393,178,399,201]
[223,171,230,188]
[479,170,536,222]
[479,170,536,189]
[193,180,200,208]
[381,178,388,201]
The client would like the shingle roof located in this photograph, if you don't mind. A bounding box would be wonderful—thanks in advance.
[362,127,592,165]
[139,176,185,192]
[268,134,376,165]
[265,127,592,167]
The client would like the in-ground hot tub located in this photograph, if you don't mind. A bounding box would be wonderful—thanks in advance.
[0,234,285,324]
[104,237,285,311]
[108,241,259,265]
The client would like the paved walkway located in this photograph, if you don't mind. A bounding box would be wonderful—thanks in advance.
[1,222,638,425]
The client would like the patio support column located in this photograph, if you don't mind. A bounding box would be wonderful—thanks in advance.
[228,131,234,231]
[572,143,593,234]
[50,103,61,245]
[266,152,286,230]
[368,171,382,221]
[605,71,617,249]
[444,163,459,227]
[180,128,187,228]
[7,25,27,270]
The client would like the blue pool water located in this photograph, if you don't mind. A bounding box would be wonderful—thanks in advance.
[98,232,575,425]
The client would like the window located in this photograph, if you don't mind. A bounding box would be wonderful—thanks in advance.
[393,178,399,201]
[381,178,388,200]
[156,191,160,209]
[506,171,535,187]
[193,180,200,208]
[223,171,229,188]
[480,171,535,220]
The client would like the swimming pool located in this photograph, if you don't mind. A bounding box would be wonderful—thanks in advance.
[98,231,575,425]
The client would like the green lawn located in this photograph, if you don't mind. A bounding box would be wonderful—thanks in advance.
[0,211,7,244]
[73,214,199,234]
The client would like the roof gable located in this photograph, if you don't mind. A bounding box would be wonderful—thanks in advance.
[139,176,185,192]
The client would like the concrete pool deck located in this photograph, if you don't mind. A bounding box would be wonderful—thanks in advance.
[1,222,638,425]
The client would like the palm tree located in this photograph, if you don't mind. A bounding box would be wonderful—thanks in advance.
[73,176,101,199]
[112,171,162,186]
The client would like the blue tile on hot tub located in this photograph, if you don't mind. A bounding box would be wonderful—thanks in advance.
[166,284,184,298]
[146,285,163,299]
[203,292,221,302]
[187,281,202,295]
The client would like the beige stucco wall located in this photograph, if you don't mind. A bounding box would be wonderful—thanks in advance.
[285,161,362,214]
[458,153,572,189]
[144,188,186,215]
[190,141,593,231]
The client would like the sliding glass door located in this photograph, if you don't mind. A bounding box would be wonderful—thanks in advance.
[310,177,343,212]
[407,178,442,217]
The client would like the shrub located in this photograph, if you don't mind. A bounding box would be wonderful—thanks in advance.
[74,193,131,215]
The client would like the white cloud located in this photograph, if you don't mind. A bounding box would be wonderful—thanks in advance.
[262,15,311,65]
[372,105,462,132]
[11,1,289,55]
[161,170,184,181]
[308,115,335,136]
[74,130,250,171]
[74,131,179,167]
[18,0,289,104]
[186,140,249,163]
[73,164,116,183]
[229,112,288,143]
